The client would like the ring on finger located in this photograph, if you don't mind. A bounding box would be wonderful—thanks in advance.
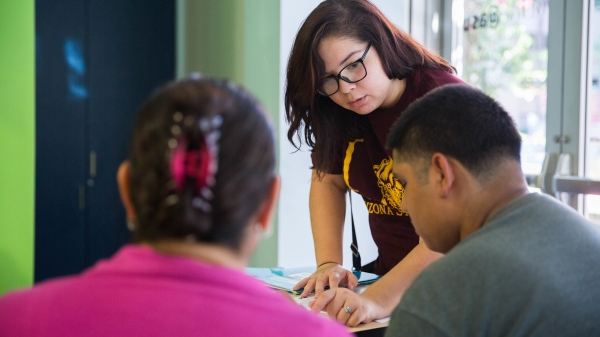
[344,306,352,314]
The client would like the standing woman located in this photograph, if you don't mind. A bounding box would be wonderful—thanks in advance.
[285,0,464,326]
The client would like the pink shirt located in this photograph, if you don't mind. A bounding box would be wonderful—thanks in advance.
[0,245,351,337]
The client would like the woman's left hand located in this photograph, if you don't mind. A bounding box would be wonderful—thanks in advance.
[308,288,378,327]
[307,240,443,327]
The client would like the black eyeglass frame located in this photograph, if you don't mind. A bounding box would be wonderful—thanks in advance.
[317,43,372,97]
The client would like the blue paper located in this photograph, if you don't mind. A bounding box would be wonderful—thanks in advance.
[245,266,380,294]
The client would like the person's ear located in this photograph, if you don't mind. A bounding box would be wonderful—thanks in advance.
[255,176,281,231]
[117,161,137,220]
[430,153,455,198]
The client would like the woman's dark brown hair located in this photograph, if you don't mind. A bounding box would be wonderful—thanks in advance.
[285,0,454,174]
[128,76,275,251]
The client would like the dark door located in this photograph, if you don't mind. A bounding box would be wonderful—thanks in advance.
[35,0,174,282]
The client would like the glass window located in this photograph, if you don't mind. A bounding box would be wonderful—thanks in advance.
[459,0,549,176]
[585,0,600,223]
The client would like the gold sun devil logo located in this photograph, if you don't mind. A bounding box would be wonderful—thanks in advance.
[373,158,405,214]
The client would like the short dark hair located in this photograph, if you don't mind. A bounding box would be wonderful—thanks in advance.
[285,0,455,174]
[386,84,522,180]
[128,77,275,250]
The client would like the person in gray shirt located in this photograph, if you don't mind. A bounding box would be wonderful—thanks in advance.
[384,83,600,337]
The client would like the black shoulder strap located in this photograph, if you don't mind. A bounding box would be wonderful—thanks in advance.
[349,190,362,272]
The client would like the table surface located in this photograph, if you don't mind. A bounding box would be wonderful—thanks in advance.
[350,320,388,334]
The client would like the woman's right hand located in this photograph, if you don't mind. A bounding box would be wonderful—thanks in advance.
[293,263,359,298]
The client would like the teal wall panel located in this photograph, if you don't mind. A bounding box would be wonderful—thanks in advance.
[178,0,280,267]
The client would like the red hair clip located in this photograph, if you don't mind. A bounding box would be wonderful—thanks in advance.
[168,112,222,212]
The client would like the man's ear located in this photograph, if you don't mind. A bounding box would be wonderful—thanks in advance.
[255,176,281,231]
[430,153,455,198]
[117,161,137,220]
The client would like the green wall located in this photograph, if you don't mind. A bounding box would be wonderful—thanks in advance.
[0,0,35,295]
[178,0,280,267]
[178,0,245,83]
[243,0,280,267]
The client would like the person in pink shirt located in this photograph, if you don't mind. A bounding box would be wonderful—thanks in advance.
[0,76,352,337]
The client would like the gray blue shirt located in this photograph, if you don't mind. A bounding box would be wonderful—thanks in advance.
[386,193,600,337]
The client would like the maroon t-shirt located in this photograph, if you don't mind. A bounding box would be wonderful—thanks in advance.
[312,67,464,275]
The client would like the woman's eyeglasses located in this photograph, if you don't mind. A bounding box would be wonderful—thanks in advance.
[317,43,371,96]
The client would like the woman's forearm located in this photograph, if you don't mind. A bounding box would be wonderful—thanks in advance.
[309,170,348,265]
